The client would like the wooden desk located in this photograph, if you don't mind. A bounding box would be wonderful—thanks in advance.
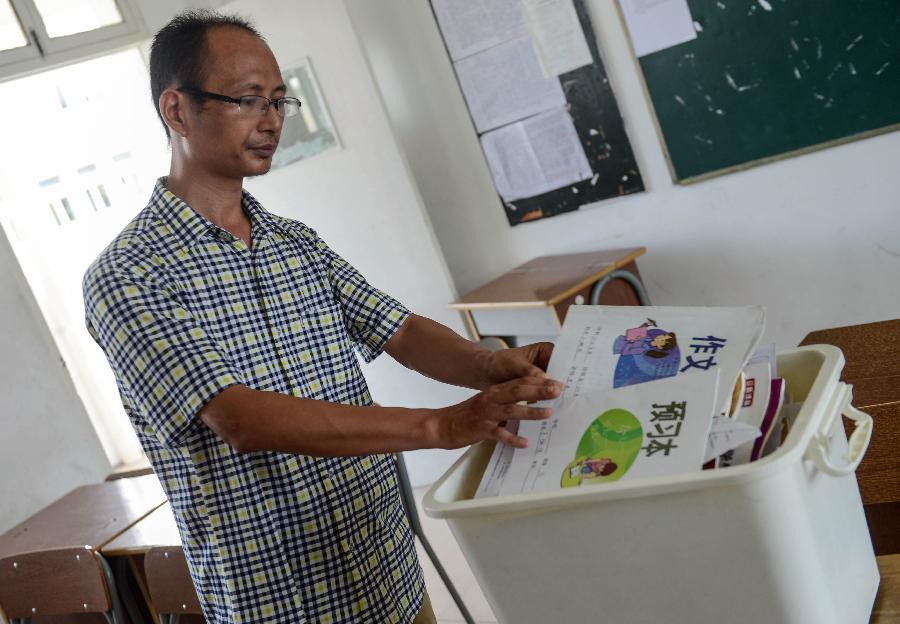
[0,474,165,558]
[872,554,900,623]
[102,504,188,624]
[451,248,648,345]
[800,320,900,555]
[102,503,181,557]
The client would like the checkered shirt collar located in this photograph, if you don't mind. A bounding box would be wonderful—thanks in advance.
[149,177,282,245]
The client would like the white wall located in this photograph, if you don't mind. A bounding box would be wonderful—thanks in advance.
[346,0,900,352]
[0,226,111,532]
[220,0,474,484]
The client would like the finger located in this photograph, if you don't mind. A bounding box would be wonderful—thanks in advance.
[491,403,552,423]
[503,349,546,379]
[495,425,529,449]
[532,341,554,372]
[488,377,564,404]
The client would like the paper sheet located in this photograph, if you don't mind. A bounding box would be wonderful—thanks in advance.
[620,0,697,57]
[721,345,776,466]
[480,107,592,202]
[703,416,760,463]
[521,0,593,76]
[431,0,527,61]
[455,35,567,133]
[485,374,720,497]
[547,305,765,410]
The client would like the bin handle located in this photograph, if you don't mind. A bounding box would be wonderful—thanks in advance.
[805,382,873,477]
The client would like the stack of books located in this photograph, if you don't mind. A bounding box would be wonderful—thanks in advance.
[477,305,792,498]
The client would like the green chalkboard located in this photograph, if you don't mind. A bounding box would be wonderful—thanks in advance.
[630,0,900,182]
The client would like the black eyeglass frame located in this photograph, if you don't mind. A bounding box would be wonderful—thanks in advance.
[177,86,301,116]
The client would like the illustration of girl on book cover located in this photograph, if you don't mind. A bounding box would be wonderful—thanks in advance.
[612,319,680,388]
[561,408,642,487]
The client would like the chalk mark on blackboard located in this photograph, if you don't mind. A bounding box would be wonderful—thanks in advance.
[849,62,857,75]
[846,34,864,51]
[725,72,757,92]
[793,67,802,79]
[875,61,890,76]
[757,0,773,11]
[674,95,686,106]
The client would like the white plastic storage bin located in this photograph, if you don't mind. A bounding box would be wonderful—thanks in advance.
[423,346,879,624]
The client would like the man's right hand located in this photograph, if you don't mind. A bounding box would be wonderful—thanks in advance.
[429,376,565,450]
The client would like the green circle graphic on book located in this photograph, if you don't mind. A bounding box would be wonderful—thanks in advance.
[561,408,643,488]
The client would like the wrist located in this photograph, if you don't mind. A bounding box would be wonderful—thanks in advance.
[473,348,494,390]
[420,408,447,449]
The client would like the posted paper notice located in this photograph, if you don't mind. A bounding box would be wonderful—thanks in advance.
[620,0,697,57]
[521,0,593,76]
[455,35,567,133]
[431,0,527,61]
[481,108,592,202]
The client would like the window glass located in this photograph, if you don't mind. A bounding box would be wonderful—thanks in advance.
[0,0,27,51]
[33,0,123,38]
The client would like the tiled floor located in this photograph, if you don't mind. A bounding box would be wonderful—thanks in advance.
[411,486,498,624]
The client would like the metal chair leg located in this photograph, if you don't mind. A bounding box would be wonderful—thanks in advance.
[110,555,148,624]
[590,268,651,306]
[97,553,131,624]
[395,453,475,624]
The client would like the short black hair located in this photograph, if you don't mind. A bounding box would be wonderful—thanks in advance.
[149,10,263,139]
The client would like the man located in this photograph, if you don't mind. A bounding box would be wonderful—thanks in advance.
[83,10,562,623]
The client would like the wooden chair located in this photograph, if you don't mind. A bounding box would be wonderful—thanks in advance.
[0,546,127,623]
[144,547,203,624]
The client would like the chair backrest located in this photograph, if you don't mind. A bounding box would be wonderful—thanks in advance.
[0,547,111,618]
[144,547,203,616]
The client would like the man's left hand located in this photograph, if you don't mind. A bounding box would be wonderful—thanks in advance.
[479,342,556,388]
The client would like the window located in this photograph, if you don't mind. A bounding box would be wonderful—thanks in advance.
[0,0,143,80]
[0,47,168,466]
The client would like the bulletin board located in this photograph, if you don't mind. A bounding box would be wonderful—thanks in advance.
[430,0,645,226]
[623,0,900,183]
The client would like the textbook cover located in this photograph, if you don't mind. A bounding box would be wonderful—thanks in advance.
[479,373,721,497]
[547,305,765,405]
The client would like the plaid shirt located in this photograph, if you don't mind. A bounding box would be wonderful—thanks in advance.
[83,179,424,623]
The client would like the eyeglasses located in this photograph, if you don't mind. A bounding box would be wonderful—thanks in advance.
[177,87,301,118]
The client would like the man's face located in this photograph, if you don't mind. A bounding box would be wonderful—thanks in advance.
[185,26,285,179]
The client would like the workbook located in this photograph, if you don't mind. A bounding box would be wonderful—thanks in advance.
[482,373,722,497]
[476,305,766,497]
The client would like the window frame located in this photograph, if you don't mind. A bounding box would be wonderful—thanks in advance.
[1,0,145,81]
